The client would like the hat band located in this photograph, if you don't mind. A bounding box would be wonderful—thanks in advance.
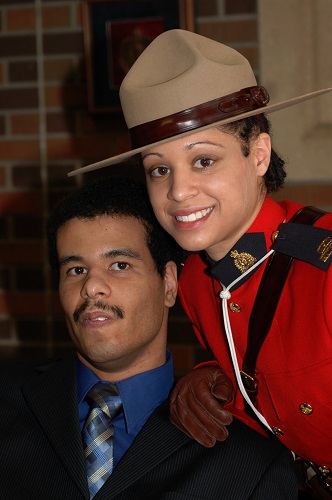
[129,86,269,149]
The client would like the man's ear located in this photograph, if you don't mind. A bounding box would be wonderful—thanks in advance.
[254,133,271,175]
[164,261,178,308]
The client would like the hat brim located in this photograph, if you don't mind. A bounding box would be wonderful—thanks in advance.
[68,88,332,177]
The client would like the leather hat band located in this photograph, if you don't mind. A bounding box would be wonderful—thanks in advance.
[129,86,269,149]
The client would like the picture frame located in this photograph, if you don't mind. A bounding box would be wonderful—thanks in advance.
[82,0,195,113]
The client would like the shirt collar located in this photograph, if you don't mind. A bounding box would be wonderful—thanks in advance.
[77,351,174,433]
[209,197,286,288]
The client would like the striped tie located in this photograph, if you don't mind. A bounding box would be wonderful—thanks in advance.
[82,384,122,498]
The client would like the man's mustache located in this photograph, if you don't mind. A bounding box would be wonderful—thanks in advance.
[73,300,124,323]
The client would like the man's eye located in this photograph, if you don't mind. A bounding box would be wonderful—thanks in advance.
[68,266,86,276]
[111,262,129,271]
[194,158,214,169]
[150,166,170,177]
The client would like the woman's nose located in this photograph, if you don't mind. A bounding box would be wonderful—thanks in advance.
[167,170,199,202]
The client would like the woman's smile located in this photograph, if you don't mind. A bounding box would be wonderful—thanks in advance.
[174,207,214,223]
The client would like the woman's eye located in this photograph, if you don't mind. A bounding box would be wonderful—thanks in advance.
[68,266,86,276]
[150,166,170,177]
[194,158,214,169]
[111,262,129,271]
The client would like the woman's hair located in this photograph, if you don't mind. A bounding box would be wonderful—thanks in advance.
[219,113,286,193]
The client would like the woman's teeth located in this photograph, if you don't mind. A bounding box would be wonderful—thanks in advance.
[176,207,213,222]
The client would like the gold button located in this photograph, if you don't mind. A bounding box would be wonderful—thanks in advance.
[271,230,279,242]
[299,403,313,415]
[229,302,241,313]
[272,426,284,436]
[318,466,331,476]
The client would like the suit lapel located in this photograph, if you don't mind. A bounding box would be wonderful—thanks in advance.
[21,352,89,499]
[21,359,190,500]
[96,401,190,499]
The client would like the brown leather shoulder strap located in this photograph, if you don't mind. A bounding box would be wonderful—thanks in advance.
[241,206,327,405]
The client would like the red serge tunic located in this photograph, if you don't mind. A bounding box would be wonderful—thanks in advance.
[178,196,332,468]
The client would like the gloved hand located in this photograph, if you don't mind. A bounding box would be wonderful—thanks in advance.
[170,365,233,447]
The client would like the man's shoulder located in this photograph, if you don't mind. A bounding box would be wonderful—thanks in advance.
[202,418,292,472]
[150,401,288,460]
[138,402,294,496]
[218,417,287,458]
[0,357,62,385]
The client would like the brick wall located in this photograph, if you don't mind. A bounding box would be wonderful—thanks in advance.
[0,0,261,377]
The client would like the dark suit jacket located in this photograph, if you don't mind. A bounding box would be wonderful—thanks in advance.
[0,353,298,499]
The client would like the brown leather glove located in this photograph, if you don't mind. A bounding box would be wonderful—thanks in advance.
[170,365,233,447]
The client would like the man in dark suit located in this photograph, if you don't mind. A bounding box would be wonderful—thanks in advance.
[0,177,298,499]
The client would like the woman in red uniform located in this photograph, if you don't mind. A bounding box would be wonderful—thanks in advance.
[71,30,332,494]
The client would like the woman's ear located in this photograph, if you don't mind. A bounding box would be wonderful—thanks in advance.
[164,261,178,308]
[254,133,271,175]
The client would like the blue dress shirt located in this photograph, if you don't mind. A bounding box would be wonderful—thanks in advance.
[77,351,174,469]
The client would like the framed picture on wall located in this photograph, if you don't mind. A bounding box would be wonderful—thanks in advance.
[82,0,195,113]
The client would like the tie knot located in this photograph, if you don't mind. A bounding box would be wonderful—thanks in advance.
[86,384,122,419]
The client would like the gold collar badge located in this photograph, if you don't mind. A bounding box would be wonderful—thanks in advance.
[317,237,332,262]
[230,250,257,273]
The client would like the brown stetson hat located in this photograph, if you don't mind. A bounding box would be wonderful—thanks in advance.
[69,29,332,177]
